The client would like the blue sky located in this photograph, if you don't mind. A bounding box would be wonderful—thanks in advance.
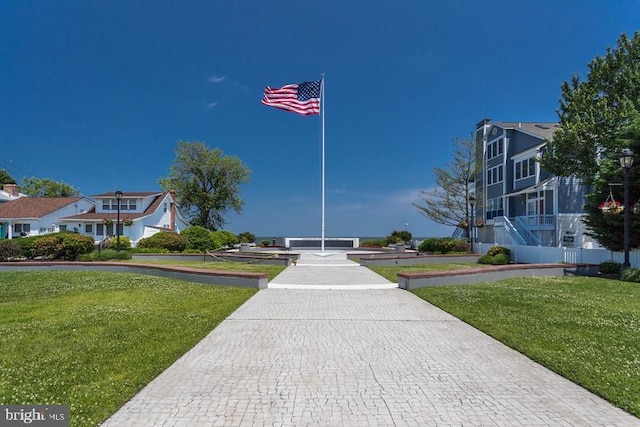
[1,1,638,238]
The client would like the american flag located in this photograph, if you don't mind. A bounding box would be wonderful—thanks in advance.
[261,80,321,116]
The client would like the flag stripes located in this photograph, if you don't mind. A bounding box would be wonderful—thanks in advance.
[261,80,321,116]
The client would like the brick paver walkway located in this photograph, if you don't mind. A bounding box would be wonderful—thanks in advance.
[102,252,639,426]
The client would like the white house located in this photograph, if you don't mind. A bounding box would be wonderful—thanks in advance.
[0,197,94,239]
[0,190,189,246]
[59,190,189,246]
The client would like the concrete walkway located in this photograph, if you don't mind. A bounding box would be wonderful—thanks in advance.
[103,252,639,426]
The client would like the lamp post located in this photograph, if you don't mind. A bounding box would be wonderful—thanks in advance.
[115,190,123,252]
[468,194,476,249]
[619,149,634,269]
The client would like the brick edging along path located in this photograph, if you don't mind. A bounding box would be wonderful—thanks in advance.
[0,261,269,289]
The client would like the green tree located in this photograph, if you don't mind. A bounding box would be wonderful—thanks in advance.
[581,115,640,251]
[0,169,16,185]
[542,32,640,182]
[540,32,640,251]
[238,231,256,243]
[20,177,81,197]
[159,141,251,230]
[413,138,477,237]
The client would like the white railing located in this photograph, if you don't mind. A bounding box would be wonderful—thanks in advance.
[515,216,541,246]
[494,216,527,245]
[519,215,556,227]
[475,242,640,268]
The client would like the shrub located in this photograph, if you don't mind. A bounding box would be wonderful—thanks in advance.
[418,238,439,253]
[478,255,493,264]
[599,261,623,274]
[134,247,170,254]
[487,246,511,258]
[58,233,94,260]
[32,236,63,259]
[492,253,510,264]
[478,253,510,265]
[211,230,238,248]
[13,236,39,259]
[107,236,131,250]
[386,230,412,245]
[0,240,22,261]
[361,238,387,247]
[182,226,216,251]
[418,237,470,254]
[79,249,132,261]
[622,268,640,283]
[31,233,94,260]
[238,232,256,243]
[137,232,187,252]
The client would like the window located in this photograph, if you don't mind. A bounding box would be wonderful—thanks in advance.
[102,200,110,211]
[515,156,536,180]
[128,199,137,211]
[85,224,93,233]
[97,224,104,236]
[487,138,504,160]
[486,197,504,220]
[13,223,31,233]
[59,225,67,232]
[106,224,114,235]
[487,165,503,185]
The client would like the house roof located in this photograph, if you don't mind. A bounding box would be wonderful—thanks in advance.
[494,122,559,141]
[90,191,162,198]
[0,197,84,220]
[61,192,169,222]
[505,178,556,197]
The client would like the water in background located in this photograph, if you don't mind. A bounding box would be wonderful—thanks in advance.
[255,236,428,247]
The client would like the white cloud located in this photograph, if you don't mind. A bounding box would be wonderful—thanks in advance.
[207,75,227,83]
[207,102,218,108]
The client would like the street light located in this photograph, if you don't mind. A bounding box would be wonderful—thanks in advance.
[115,190,123,252]
[619,149,634,269]
[468,194,476,247]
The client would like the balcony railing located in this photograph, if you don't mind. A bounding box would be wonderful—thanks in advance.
[517,215,556,229]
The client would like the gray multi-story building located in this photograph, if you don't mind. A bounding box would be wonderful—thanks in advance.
[473,119,598,248]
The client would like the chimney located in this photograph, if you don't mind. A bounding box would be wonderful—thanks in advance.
[3,184,19,197]
[169,190,176,231]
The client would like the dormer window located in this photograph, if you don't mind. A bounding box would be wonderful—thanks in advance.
[515,156,536,181]
[487,138,504,160]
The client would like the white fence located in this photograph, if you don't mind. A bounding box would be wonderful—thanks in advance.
[475,243,640,268]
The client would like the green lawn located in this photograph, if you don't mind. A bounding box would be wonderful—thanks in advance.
[368,262,486,282]
[413,276,640,418]
[126,259,287,281]
[0,271,257,426]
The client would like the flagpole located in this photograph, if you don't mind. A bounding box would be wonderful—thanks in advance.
[320,75,325,253]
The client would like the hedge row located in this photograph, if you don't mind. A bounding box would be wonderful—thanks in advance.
[418,237,470,254]
[0,232,94,261]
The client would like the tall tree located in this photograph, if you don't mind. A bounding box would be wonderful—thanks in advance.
[413,138,477,237]
[540,32,640,251]
[542,32,640,182]
[581,114,640,251]
[159,141,251,230]
[0,169,16,185]
[20,177,81,197]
